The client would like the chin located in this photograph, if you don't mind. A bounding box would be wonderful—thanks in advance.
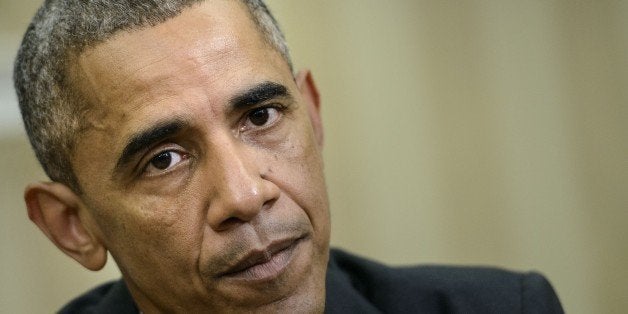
[208,267,326,313]
[261,292,325,314]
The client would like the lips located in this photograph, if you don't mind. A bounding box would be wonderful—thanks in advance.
[218,237,302,281]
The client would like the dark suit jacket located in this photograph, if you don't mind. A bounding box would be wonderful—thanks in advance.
[60,248,564,313]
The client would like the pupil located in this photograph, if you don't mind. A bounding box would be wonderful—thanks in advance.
[250,108,269,126]
[151,152,172,170]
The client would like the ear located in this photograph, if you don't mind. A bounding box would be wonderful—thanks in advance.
[295,69,324,147]
[24,182,107,271]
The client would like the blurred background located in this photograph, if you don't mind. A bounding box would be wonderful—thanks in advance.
[1,1,626,313]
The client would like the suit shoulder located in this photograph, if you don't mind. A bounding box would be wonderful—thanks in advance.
[59,279,137,314]
[328,249,563,313]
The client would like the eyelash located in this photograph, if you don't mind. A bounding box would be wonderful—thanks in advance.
[239,104,287,133]
[140,147,190,177]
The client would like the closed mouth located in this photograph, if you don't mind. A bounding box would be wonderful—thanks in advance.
[218,236,303,282]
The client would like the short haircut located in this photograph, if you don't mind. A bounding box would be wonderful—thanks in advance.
[13,0,292,192]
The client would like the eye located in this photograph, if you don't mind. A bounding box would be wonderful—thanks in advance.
[241,106,282,132]
[144,150,188,175]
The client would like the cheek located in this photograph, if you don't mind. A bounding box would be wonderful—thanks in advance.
[264,121,330,236]
[87,187,206,273]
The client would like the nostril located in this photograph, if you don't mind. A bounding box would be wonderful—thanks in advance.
[262,198,277,211]
[219,217,243,230]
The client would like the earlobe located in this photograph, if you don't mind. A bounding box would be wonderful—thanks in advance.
[295,69,324,147]
[24,182,107,271]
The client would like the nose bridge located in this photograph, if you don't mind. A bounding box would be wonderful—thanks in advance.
[206,136,271,230]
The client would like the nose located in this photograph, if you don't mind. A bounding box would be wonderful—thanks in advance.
[205,138,279,231]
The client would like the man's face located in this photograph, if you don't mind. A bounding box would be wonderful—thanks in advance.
[70,1,330,312]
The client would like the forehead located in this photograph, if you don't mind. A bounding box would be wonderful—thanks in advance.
[75,0,282,110]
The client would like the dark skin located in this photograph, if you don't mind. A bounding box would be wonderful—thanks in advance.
[24,1,329,312]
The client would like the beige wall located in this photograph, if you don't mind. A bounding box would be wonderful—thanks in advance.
[1,1,626,313]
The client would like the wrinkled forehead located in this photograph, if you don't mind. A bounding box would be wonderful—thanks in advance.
[69,0,282,126]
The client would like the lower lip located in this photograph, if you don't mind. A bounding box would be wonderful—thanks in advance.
[226,240,300,282]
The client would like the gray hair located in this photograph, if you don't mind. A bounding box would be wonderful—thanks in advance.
[14,0,292,192]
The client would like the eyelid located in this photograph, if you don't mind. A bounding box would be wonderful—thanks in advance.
[138,144,190,177]
[239,103,287,133]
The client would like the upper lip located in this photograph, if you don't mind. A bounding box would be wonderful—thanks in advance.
[218,236,302,277]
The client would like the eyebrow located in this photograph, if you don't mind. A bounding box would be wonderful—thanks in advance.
[115,119,187,172]
[229,81,291,110]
